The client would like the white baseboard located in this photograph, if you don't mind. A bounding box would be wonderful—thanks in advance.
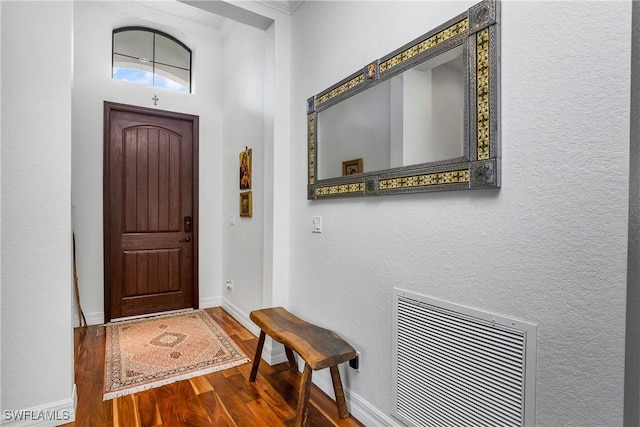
[262,340,288,366]
[199,296,221,309]
[220,298,287,365]
[348,389,400,426]
[220,297,260,335]
[73,311,103,327]
[1,385,77,426]
[310,372,400,426]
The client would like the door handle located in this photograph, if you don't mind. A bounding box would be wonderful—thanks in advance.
[180,236,191,243]
[184,216,192,232]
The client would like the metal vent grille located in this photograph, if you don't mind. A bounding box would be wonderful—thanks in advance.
[392,289,536,427]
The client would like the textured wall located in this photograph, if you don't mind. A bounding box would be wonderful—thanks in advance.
[1,0,74,413]
[289,1,631,425]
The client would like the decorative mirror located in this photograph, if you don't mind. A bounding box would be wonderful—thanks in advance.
[307,0,500,199]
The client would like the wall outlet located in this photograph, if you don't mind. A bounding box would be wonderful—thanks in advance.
[349,350,361,372]
[225,280,233,290]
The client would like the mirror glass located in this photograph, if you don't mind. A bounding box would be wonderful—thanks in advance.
[316,45,464,180]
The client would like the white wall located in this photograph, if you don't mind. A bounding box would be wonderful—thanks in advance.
[221,23,267,317]
[215,2,293,364]
[290,1,630,425]
[1,0,75,420]
[72,1,227,323]
[220,0,292,316]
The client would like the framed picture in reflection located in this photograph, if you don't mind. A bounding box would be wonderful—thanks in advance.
[342,158,363,176]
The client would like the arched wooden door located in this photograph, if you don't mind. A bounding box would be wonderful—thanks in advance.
[104,102,199,322]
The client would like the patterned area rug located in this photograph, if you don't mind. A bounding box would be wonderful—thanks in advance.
[103,310,249,400]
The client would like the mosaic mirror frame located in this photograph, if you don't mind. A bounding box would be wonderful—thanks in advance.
[307,0,500,199]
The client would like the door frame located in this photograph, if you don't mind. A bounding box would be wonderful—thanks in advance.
[103,101,199,322]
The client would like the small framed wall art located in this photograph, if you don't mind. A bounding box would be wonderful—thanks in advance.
[239,191,252,217]
[342,158,363,176]
[239,148,252,190]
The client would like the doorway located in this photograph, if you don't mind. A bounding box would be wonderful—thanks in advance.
[103,102,199,321]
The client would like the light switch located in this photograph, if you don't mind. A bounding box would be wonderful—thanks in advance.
[229,215,236,225]
[312,216,322,233]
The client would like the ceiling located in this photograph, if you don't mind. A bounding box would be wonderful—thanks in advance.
[179,0,305,31]
[100,1,305,42]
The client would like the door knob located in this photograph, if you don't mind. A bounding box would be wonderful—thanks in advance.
[180,236,191,243]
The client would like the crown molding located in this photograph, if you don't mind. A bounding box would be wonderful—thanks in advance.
[258,0,304,15]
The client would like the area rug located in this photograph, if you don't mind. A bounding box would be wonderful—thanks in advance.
[103,310,249,400]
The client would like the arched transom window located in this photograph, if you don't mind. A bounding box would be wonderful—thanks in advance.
[112,27,191,93]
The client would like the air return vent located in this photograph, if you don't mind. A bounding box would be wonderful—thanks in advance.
[392,289,537,427]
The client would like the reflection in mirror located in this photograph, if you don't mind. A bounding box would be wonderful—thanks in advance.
[317,45,464,180]
[308,0,499,199]
[317,79,391,179]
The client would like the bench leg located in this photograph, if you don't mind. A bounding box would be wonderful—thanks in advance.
[330,365,349,418]
[249,330,266,382]
[293,363,313,427]
[284,346,298,372]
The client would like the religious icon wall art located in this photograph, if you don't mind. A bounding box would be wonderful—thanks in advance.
[239,191,252,217]
[239,148,252,190]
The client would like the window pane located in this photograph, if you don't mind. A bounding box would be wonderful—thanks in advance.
[113,30,153,61]
[155,63,190,92]
[113,68,154,87]
[113,53,153,74]
[112,28,191,93]
[155,33,190,70]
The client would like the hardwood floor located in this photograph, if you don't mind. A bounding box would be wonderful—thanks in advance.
[59,307,364,427]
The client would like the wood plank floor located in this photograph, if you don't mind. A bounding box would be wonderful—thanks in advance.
[59,307,364,427]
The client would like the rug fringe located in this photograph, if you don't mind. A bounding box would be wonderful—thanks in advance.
[103,357,250,401]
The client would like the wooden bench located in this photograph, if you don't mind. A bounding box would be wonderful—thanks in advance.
[248,307,356,427]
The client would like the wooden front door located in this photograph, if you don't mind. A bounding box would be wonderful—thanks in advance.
[104,102,199,322]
